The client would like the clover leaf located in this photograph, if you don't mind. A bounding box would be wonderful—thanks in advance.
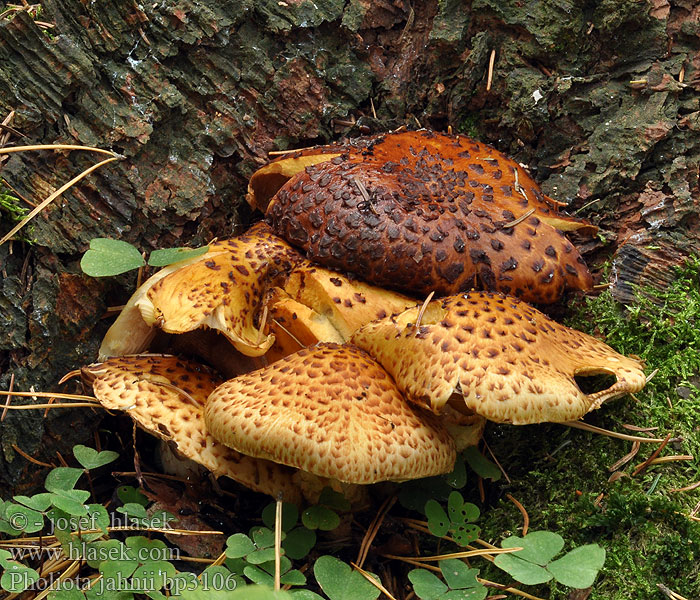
[494,531,605,589]
[313,556,380,600]
[81,238,145,277]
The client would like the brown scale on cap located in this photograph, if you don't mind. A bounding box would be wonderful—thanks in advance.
[81,354,302,503]
[350,291,647,425]
[204,343,458,484]
[136,222,303,357]
[248,146,344,213]
[259,130,595,304]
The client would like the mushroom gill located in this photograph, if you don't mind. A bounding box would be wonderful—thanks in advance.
[204,343,459,485]
[350,291,647,425]
[81,354,303,503]
[260,129,596,304]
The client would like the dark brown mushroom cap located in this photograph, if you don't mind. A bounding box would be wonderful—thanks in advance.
[247,147,343,213]
[204,343,457,484]
[263,130,595,304]
[137,222,303,356]
[350,292,647,425]
[81,354,302,503]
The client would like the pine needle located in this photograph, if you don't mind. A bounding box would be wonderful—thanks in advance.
[503,208,535,229]
[350,562,397,600]
[414,291,435,332]
[563,421,667,442]
[0,150,120,246]
[506,494,529,535]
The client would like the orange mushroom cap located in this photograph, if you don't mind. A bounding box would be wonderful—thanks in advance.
[136,222,302,357]
[259,130,595,304]
[81,354,302,503]
[204,343,458,484]
[350,291,647,425]
[263,260,418,361]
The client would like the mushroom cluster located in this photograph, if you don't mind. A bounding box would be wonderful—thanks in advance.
[83,130,647,502]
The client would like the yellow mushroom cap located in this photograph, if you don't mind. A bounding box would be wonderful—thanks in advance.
[282,262,417,341]
[263,287,345,363]
[204,343,457,484]
[137,222,302,356]
[81,354,302,503]
[98,253,219,360]
[262,261,418,361]
[350,292,647,425]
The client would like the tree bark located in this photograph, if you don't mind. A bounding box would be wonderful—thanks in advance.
[0,0,698,490]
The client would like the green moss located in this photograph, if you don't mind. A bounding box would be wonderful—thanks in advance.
[458,113,481,139]
[0,184,35,243]
[474,259,700,599]
[567,257,700,409]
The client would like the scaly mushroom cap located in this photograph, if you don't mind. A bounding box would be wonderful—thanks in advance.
[350,292,647,425]
[263,261,418,361]
[81,354,302,503]
[99,254,219,360]
[204,343,457,484]
[282,261,418,340]
[262,130,595,304]
[263,287,344,362]
[136,222,302,356]
[247,146,344,213]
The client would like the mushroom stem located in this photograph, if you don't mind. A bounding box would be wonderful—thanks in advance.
[563,421,667,443]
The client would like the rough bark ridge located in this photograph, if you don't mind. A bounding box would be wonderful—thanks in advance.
[0,0,698,490]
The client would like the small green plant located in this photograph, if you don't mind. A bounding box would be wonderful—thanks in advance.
[225,503,310,589]
[301,488,350,531]
[0,184,35,243]
[409,559,487,600]
[462,447,502,481]
[80,238,209,277]
[425,491,480,546]
[0,440,610,599]
[399,447,501,516]
[493,531,606,589]
[313,556,379,600]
